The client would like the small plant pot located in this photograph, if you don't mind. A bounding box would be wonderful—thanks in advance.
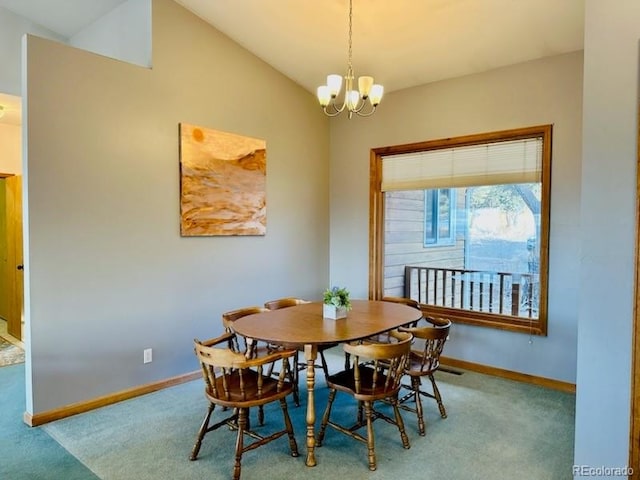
[323,304,347,320]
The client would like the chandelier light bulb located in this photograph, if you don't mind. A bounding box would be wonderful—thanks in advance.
[369,84,384,106]
[346,90,360,110]
[358,76,373,98]
[327,74,343,97]
[317,86,331,107]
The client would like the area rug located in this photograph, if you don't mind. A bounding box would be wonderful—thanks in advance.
[0,336,24,367]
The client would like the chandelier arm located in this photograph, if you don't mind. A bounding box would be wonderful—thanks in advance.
[346,95,374,115]
[322,108,344,117]
[352,98,369,112]
[323,100,347,116]
[354,106,378,117]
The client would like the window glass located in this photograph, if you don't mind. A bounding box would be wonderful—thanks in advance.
[371,125,551,335]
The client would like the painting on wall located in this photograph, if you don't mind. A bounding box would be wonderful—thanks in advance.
[179,123,266,236]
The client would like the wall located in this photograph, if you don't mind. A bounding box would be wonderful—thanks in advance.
[23,0,329,414]
[574,0,640,470]
[330,51,583,384]
[70,0,152,68]
[0,0,150,98]
[0,123,22,174]
[383,189,465,298]
[0,7,63,96]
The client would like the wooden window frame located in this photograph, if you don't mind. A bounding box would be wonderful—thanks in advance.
[369,125,552,335]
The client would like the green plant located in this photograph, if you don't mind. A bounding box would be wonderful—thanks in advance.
[323,286,352,310]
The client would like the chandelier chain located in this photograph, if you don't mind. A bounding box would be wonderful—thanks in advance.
[347,0,353,78]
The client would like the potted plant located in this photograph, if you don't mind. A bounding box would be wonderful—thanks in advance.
[323,286,352,320]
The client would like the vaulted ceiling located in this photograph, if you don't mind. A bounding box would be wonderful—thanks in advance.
[0,0,585,125]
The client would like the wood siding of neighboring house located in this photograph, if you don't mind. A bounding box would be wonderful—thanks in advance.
[384,189,466,297]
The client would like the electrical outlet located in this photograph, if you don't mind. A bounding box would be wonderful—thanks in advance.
[143,348,153,364]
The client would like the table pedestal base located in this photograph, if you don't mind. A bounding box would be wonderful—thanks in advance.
[304,344,318,467]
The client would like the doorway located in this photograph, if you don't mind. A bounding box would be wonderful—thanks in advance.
[0,93,24,344]
[0,174,23,342]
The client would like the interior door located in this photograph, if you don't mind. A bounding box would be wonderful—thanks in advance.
[5,175,23,340]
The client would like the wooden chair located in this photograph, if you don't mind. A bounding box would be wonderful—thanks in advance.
[316,329,413,471]
[264,297,337,406]
[398,317,451,436]
[222,306,289,424]
[359,296,422,348]
[263,297,310,311]
[382,296,422,327]
[381,296,420,309]
[222,306,270,358]
[190,333,299,480]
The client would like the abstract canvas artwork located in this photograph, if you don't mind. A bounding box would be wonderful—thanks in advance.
[179,123,266,236]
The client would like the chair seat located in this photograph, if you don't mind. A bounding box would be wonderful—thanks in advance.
[206,370,294,408]
[404,350,440,375]
[327,366,400,401]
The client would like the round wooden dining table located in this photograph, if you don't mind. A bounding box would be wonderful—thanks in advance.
[231,299,422,467]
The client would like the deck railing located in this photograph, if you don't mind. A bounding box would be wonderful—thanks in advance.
[404,265,539,319]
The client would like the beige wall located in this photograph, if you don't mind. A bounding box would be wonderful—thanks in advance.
[24,0,329,413]
[574,0,640,466]
[330,51,583,383]
[0,6,63,96]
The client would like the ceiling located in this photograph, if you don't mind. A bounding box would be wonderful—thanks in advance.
[0,0,585,124]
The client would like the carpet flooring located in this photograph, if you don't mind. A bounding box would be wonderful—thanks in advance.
[0,335,24,367]
[39,347,576,480]
[0,363,100,480]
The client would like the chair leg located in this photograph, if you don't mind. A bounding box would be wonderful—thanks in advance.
[190,402,215,460]
[412,376,426,436]
[319,350,330,378]
[257,405,264,426]
[317,389,337,446]
[364,401,377,471]
[279,398,300,457]
[228,406,254,430]
[429,373,447,418]
[292,354,300,407]
[233,408,248,480]
[391,397,410,449]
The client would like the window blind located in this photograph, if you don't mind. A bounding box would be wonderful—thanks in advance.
[381,137,543,191]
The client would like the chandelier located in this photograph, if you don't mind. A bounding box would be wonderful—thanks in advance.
[316,0,383,118]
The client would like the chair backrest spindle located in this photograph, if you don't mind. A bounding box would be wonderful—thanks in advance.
[343,330,412,396]
[400,318,450,375]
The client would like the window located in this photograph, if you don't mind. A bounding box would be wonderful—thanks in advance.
[369,125,551,335]
[425,188,455,246]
